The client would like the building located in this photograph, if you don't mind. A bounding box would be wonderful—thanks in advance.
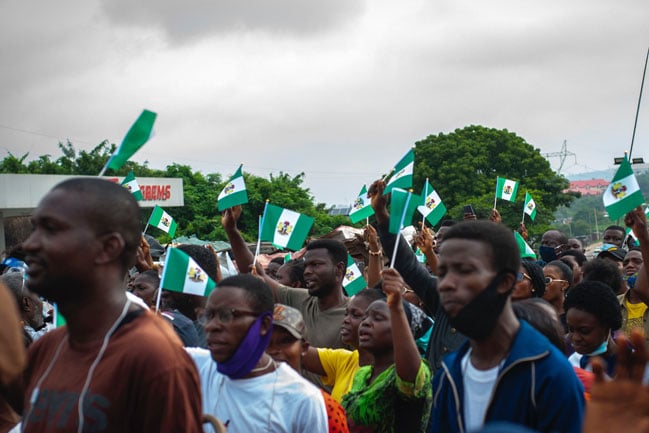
[566,179,609,196]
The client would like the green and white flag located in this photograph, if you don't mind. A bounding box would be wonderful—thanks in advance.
[349,185,374,224]
[514,231,536,260]
[389,188,420,234]
[218,164,248,211]
[160,248,216,297]
[495,177,519,202]
[385,148,414,194]
[121,171,143,201]
[53,303,66,328]
[523,192,537,221]
[260,203,314,250]
[417,179,447,226]
[148,205,177,237]
[603,156,644,220]
[104,110,157,172]
[343,255,367,296]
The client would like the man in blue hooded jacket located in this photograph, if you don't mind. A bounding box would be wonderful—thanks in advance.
[429,220,584,433]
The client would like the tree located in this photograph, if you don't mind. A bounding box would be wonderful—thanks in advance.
[0,143,348,244]
[413,125,574,242]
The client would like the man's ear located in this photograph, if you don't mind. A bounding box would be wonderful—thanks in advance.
[259,313,273,336]
[497,272,517,295]
[335,261,346,280]
[22,296,32,312]
[96,232,126,265]
[300,339,310,356]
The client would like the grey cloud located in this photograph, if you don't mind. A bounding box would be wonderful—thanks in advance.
[99,0,365,42]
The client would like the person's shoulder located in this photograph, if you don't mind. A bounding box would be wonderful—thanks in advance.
[276,363,322,396]
[114,310,193,367]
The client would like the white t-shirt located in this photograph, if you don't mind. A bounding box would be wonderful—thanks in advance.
[187,348,328,433]
[462,350,500,432]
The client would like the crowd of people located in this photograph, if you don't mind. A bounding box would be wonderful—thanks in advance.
[1,176,649,432]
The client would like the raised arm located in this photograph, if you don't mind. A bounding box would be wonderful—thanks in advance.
[221,205,254,274]
[414,224,438,275]
[368,180,440,315]
[381,268,422,383]
[364,224,383,288]
[625,207,649,305]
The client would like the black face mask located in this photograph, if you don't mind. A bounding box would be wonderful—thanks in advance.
[447,274,510,341]
[539,245,557,263]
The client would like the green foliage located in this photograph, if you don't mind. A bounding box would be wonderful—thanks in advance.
[412,125,574,241]
[0,142,344,243]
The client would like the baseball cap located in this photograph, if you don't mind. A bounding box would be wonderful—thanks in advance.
[597,247,626,262]
[273,304,306,340]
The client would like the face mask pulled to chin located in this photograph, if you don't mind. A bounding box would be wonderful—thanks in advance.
[447,274,510,341]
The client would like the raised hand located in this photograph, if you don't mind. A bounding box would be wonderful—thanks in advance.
[585,329,649,433]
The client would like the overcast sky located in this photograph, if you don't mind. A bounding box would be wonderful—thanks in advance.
[2,0,648,206]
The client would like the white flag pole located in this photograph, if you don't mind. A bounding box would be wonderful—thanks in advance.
[253,201,269,268]
[390,192,412,269]
[155,251,172,313]
[422,179,429,228]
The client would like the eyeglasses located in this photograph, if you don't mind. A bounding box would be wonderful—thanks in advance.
[544,277,568,286]
[517,272,532,282]
[199,308,259,325]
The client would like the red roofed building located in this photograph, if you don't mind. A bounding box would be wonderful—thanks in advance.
[566,179,609,196]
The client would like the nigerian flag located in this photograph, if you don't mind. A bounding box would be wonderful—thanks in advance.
[105,110,156,171]
[384,148,414,194]
[53,303,66,328]
[349,185,374,224]
[121,171,143,201]
[260,203,314,250]
[148,205,177,237]
[523,192,537,221]
[514,231,536,260]
[495,177,519,202]
[343,255,367,296]
[603,156,644,220]
[160,248,216,297]
[389,188,420,234]
[417,179,447,226]
[218,165,248,211]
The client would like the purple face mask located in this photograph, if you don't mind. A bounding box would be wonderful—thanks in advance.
[217,312,273,379]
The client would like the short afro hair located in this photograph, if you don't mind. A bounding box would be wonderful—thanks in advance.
[53,178,141,271]
[442,220,520,277]
[545,260,574,286]
[582,258,623,294]
[177,244,218,281]
[559,249,587,267]
[306,239,348,266]
[564,280,622,331]
[217,274,274,314]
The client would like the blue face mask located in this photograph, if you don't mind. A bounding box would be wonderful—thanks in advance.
[587,339,609,356]
[539,245,557,263]
[625,274,637,289]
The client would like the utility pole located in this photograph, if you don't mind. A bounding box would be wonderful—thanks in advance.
[542,140,577,174]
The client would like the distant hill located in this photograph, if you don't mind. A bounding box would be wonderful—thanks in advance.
[566,169,615,181]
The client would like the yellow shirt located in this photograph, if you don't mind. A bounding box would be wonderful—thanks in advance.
[624,298,647,337]
[317,348,360,402]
